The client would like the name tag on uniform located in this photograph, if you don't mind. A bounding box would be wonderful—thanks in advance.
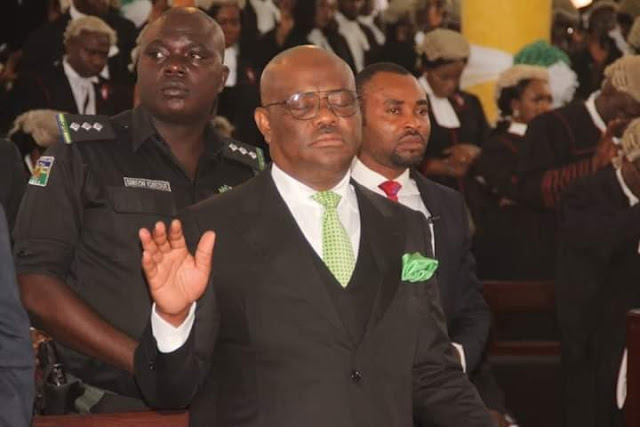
[123,177,172,192]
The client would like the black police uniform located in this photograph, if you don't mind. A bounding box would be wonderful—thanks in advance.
[13,106,263,407]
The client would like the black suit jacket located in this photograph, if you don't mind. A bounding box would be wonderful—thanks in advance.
[557,166,640,427]
[134,170,492,427]
[0,206,33,427]
[411,170,489,374]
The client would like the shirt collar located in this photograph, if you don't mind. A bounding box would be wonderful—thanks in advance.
[351,158,417,195]
[616,166,640,207]
[130,107,223,157]
[271,162,352,207]
[62,57,99,83]
[585,90,607,134]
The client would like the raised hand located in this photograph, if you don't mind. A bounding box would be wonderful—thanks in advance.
[139,220,216,327]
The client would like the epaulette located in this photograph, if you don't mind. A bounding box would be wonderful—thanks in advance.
[57,113,116,144]
[222,139,266,173]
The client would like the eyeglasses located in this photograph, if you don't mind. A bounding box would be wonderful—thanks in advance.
[261,89,360,120]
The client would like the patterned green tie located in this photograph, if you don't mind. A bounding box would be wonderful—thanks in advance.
[312,191,356,287]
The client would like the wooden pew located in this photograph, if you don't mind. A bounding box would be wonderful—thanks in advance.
[626,309,640,427]
[32,410,188,427]
[483,280,560,356]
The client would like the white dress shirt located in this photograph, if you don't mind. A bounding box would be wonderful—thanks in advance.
[152,164,362,352]
[350,159,468,372]
[419,75,461,129]
[62,58,98,115]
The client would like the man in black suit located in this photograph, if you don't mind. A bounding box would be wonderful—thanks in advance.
[557,118,640,427]
[9,16,132,122]
[0,205,33,427]
[134,46,493,427]
[19,0,137,85]
[351,62,510,425]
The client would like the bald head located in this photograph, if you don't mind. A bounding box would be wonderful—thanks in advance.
[260,46,354,105]
[138,7,226,61]
[254,45,361,190]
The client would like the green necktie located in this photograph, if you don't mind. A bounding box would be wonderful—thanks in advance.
[312,191,356,287]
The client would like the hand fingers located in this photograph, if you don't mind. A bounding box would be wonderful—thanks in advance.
[139,227,159,257]
[167,219,187,250]
[194,231,216,274]
[151,221,173,254]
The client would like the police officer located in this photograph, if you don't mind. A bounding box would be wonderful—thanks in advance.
[13,7,262,413]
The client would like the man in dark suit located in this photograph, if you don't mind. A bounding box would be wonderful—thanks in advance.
[9,15,132,123]
[0,205,34,427]
[351,62,510,426]
[134,46,492,427]
[19,0,136,85]
[557,118,640,427]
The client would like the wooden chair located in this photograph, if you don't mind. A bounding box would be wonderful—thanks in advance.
[483,280,560,356]
[626,309,640,427]
[32,410,188,427]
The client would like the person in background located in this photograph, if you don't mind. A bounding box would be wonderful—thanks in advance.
[9,16,132,124]
[557,117,640,427]
[416,28,488,194]
[335,0,380,71]
[571,1,623,101]
[513,40,578,108]
[205,0,264,152]
[413,0,450,47]
[19,0,137,86]
[253,0,356,72]
[517,55,640,212]
[375,0,419,74]
[469,65,554,280]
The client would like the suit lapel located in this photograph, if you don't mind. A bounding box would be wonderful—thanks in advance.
[52,63,82,114]
[232,171,348,338]
[354,185,404,333]
[411,169,445,259]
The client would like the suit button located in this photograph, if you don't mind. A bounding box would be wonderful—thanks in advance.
[351,370,362,383]
[149,360,155,371]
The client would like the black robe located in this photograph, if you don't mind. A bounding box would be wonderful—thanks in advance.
[468,126,556,280]
[557,166,640,427]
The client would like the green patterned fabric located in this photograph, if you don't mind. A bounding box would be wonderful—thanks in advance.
[312,191,355,287]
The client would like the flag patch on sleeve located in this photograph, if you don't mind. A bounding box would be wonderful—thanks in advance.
[29,156,55,187]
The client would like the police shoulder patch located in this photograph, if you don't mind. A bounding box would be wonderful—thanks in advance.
[29,156,55,187]
[57,113,116,144]
[222,139,265,173]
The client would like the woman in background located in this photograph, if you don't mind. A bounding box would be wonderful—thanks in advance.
[417,28,489,194]
[470,65,555,280]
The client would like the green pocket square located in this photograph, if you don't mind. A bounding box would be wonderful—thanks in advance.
[401,252,439,282]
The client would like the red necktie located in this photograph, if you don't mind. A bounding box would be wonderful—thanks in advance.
[378,180,402,202]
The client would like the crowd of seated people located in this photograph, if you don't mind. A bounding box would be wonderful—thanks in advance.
[1,0,640,426]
